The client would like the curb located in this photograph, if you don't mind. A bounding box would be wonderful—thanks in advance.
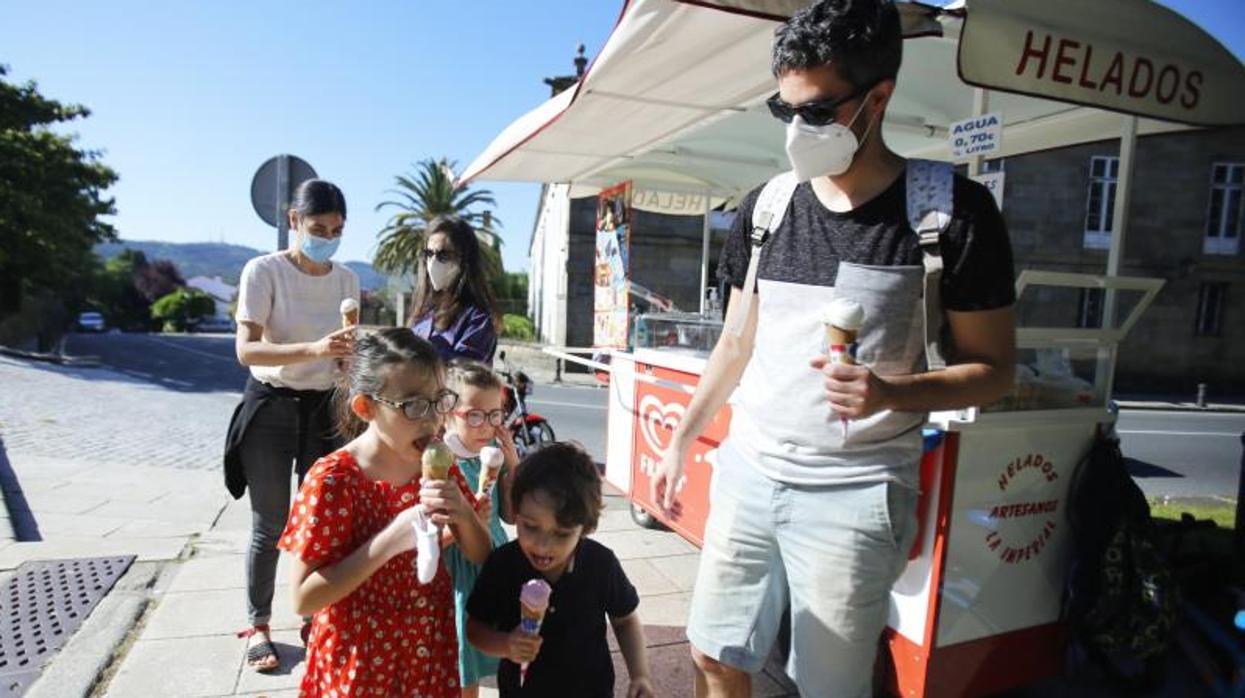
[1114,400,1245,413]
[0,345,101,368]
[24,561,162,698]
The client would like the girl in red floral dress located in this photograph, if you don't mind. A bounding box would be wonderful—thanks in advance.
[279,328,492,697]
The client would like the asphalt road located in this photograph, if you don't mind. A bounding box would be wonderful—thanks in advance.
[64,332,1244,498]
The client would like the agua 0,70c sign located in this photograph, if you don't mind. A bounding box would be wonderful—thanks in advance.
[949,112,1002,160]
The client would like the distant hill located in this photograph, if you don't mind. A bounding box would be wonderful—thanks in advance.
[95,240,387,290]
[344,261,386,292]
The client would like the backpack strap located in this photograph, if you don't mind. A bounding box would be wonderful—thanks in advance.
[725,171,799,337]
[906,159,954,371]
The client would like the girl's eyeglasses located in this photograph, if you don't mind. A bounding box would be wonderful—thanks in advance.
[371,389,459,420]
[453,408,506,428]
[420,249,458,263]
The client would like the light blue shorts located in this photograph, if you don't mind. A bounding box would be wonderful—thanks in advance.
[686,441,917,697]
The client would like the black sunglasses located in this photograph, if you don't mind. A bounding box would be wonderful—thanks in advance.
[766,85,870,126]
[371,389,459,420]
[420,249,457,263]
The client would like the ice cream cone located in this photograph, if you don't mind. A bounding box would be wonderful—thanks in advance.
[339,298,359,329]
[824,299,866,438]
[421,441,453,481]
[477,446,504,498]
[520,601,547,631]
[826,325,858,363]
[824,298,865,366]
[518,579,552,686]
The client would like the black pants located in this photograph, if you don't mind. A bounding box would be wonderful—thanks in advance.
[239,397,328,625]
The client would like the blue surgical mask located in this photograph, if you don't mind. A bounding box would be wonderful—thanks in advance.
[301,233,340,263]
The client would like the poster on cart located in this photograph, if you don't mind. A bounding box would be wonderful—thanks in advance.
[594,181,632,349]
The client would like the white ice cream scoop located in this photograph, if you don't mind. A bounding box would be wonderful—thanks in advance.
[479,446,504,470]
[824,297,865,331]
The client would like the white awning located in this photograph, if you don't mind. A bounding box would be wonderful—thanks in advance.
[459,0,1244,196]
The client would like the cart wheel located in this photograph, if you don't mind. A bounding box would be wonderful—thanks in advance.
[630,502,668,531]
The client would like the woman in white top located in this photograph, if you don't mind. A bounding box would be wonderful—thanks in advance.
[223,179,359,672]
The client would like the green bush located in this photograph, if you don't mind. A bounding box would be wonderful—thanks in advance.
[151,288,215,332]
[500,314,535,341]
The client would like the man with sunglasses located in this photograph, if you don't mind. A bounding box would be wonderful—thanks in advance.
[651,1,1016,696]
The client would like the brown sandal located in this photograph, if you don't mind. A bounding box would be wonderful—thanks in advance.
[238,625,279,672]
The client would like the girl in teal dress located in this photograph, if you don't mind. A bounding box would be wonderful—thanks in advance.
[442,360,521,698]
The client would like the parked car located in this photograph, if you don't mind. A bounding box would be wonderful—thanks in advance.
[191,316,237,333]
[76,311,106,332]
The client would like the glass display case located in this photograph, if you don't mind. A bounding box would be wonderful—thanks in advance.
[631,312,723,354]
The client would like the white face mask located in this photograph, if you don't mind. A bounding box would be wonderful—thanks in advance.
[427,258,460,291]
[783,93,874,182]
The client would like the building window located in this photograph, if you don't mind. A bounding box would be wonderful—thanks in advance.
[1205,163,1243,256]
[1084,156,1118,250]
[1194,282,1227,336]
[1077,288,1104,328]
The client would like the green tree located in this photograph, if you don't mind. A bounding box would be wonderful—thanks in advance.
[373,158,503,281]
[493,271,529,316]
[0,65,118,327]
[88,249,157,330]
[150,288,215,333]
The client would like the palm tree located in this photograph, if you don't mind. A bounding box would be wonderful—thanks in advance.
[373,158,503,280]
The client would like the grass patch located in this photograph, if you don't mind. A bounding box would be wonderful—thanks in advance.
[1148,497,1237,529]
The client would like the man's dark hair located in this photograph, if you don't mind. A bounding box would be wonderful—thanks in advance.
[771,0,902,90]
[510,442,604,534]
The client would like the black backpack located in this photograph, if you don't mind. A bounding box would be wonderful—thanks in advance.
[1063,432,1180,686]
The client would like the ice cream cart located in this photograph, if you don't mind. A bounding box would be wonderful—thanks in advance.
[457,1,1244,695]
[603,271,1163,696]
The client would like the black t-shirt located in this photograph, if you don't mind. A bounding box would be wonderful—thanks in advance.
[466,539,640,697]
[719,168,1016,311]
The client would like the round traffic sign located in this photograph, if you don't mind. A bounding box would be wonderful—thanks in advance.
[250,155,317,227]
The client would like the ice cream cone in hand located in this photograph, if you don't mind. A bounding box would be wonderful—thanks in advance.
[477,446,504,498]
[824,298,865,437]
[339,298,359,329]
[518,578,552,686]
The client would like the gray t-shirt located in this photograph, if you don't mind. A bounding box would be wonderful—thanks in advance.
[719,171,1015,309]
[235,252,360,391]
[717,169,1015,485]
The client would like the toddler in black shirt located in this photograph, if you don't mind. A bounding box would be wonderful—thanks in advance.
[466,443,654,697]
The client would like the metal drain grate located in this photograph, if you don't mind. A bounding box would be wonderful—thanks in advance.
[0,556,135,697]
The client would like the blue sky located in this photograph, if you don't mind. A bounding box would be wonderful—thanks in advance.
[2,1,1241,273]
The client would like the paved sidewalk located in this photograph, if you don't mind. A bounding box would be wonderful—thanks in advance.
[93,492,799,698]
[0,354,796,697]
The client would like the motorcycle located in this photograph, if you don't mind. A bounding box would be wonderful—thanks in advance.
[497,351,556,453]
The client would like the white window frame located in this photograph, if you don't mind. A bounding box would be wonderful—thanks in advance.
[1083,156,1118,250]
[1204,162,1243,256]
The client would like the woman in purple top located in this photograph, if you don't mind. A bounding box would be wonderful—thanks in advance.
[409,215,499,363]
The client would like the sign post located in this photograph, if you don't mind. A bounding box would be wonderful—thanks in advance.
[250,154,317,250]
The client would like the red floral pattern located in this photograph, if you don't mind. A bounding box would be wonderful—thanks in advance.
[280,451,475,697]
